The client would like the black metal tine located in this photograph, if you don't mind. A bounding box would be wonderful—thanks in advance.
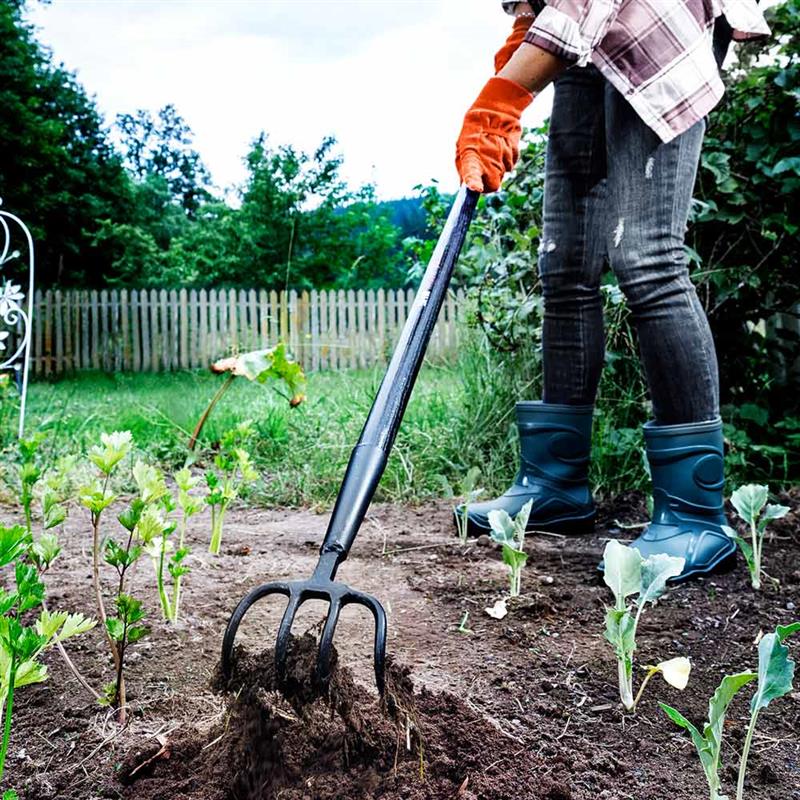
[221,582,291,679]
[274,589,304,683]
[314,597,342,687]
[345,590,388,694]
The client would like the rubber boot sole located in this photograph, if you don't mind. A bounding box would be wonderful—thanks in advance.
[596,540,738,584]
[454,508,597,539]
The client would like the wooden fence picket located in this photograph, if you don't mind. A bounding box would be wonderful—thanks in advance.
[24,285,466,376]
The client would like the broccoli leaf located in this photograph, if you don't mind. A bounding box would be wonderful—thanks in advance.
[602,540,642,608]
[750,629,797,713]
[638,553,685,608]
[730,484,768,527]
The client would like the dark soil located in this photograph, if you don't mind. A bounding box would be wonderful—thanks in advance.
[2,491,800,800]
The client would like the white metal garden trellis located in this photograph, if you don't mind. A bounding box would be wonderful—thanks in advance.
[0,198,35,438]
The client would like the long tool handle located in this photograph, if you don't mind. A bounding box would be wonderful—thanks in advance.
[320,186,478,567]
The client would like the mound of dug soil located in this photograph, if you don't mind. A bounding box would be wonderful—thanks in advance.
[118,634,557,800]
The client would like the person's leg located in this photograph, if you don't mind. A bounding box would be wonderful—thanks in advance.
[603,89,733,578]
[457,66,607,538]
[603,87,718,424]
[539,66,608,405]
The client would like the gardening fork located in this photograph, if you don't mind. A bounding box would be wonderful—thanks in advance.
[220,186,478,694]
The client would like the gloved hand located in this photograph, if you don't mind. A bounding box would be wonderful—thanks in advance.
[455,76,534,193]
[494,14,535,73]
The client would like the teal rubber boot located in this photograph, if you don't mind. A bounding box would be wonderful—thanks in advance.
[629,417,736,581]
[455,402,596,537]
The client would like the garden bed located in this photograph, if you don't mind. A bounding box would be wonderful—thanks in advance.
[5,493,800,800]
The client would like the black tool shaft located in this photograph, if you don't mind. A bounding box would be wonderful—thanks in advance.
[321,187,478,563]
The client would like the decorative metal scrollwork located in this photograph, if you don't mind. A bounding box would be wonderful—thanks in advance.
[0,198,35,438]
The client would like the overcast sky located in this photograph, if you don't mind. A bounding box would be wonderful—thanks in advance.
[26,0,554,200]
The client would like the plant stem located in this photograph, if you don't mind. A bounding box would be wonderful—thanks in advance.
[618,660,634,711]
[41,599,100,701]
[209,504,226,555]
[188,374,235,451]
[736,708,760,800]
[171,513,187,623]
[631,667,657,712]
[156,534,170,620]
[751,520,761,590]
[115,625,128,726]
[0,657,17,782]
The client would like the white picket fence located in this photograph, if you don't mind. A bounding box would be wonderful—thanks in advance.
[27,287,467,376]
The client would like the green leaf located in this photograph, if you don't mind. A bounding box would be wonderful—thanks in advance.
[106,617,125,641]
[501,543,528,572]
[132,460,168,505]
[14,658,48,689]
[0,524,29,568]
[730,484,769,527]
[55,613,97,642]
[604,607,636,662]
[31,532,61,569]
[488,509,515,545]
[35,609,69,641]
[637,552,685,607]
[776,622,800,642]
[4,789,20,800]
[15,562,44,613]
[602,540,642,608]
[750,630,797,713]
[88,430,132,475]
[127,625,149,644]
[758,503,790,533]
[731,533,755,574]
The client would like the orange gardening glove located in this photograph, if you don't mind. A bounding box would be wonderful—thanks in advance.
[494,14,535,73]
[455,76,534,193]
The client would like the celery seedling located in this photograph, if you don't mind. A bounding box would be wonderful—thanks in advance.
[724,484,789,590]
[0,525,95,784]
[488,500,532,597]
[602,540,687,711]
[660,622,799,800]
[168,468,205,622]
[206,425,258,555]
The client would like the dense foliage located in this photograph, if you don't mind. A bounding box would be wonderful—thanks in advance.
[0,1,412,290]
[403,2,800,487]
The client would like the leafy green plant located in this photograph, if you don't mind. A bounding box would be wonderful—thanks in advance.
[602,540,688,711]
[17,434,44,534]
[488,500,532,597]
[79,431,155,722]
[206,424,259,555]
[189,343,306,450]
[0,524,95,785]
[660,622,799,800]
[724,484,790,590]
[163,468,205,623]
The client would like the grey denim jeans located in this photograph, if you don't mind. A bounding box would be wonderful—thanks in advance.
[538,65,719,425]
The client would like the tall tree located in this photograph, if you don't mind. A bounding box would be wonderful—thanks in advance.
[0,0,131,285]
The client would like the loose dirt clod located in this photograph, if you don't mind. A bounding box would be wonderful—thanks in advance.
[119,634,550,800]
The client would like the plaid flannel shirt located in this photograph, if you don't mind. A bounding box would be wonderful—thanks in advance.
[501,1,770,142]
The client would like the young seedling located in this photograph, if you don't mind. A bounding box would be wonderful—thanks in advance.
[724,484,789,590]
[488,499,532,597]
[0,524,95,785]
[206,425,259,555]
[660,622,799,800]
[17,434,44,534]
[454,466,484,544]
[165,468,205,623]
[602,540,688,712]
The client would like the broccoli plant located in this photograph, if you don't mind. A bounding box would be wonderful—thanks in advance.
[488,500,532,597]
[0,524,95,785]
[724,484,790,590]
[206,425,258,555]
[661,622,799,800]
[602,540,689,711]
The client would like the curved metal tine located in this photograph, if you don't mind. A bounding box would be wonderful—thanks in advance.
[344,589,388,694]
[221,582,291,679]
[274,587,306,683]
[314,596,343,687]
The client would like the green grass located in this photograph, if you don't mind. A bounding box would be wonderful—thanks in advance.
[11,363,521,507]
